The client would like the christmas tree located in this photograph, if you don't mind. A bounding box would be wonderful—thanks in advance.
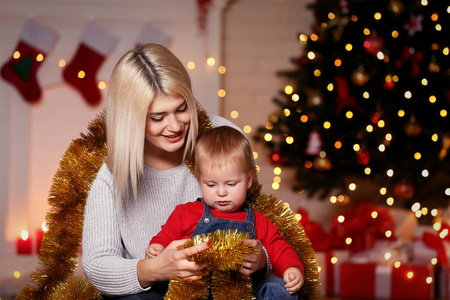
[255,0,450,214]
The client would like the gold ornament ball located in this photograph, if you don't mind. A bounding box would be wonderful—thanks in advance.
[351,67,369,86]
[306,90,323,106]
[404,119,422,137]
[388,0,405,16]
[313,156,332,170]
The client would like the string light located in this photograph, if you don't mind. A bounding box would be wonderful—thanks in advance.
[274,167,282,175]
[386,197,394,206]
[14,271,21,279]
[218,89,226,97]
[218,66,226,74]
[77,70,85,79]
[307,51,316,60]
[13,51,21,59]
[327,83,334,91]
[337,215,345,223]
[272,182,280,190]
[187,61,195,69]
[330,196,337,204]
[207,57,216,66]
[380,187,387,195]
[230,110,239,119]
[264,133,272,142]
[252,152,258,160]
[98,81,106,90]
[285,85,293,94]
[243,125,251,133]
[299,34,308,44]
[36,54,44,62]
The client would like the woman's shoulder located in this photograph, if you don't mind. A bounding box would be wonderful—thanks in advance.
[207,113,243,133]
[91,162,113,185]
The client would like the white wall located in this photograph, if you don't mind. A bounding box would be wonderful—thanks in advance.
[0,0,228,255]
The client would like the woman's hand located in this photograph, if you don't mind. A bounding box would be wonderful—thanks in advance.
[137,239,211,288]
[239,239,267,275]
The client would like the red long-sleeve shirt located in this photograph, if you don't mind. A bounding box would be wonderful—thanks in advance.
[150,200,304,277]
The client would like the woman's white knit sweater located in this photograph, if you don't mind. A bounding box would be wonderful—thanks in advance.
[82,114,239,296]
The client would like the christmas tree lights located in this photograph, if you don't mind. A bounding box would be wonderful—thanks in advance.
[255,0,450,215]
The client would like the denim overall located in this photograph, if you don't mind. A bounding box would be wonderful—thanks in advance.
[191,198,257,238]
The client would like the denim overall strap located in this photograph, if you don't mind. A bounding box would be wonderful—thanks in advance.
[191,198,256,239]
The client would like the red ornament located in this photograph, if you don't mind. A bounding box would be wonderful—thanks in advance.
[394,182,414,199]
[335,76,366,115]
[363,34,385,55]
[357,150,370,165]
[267,151,283,165]
[383,79,395,90]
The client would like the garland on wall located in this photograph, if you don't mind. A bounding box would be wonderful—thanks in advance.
[16,102,321,299]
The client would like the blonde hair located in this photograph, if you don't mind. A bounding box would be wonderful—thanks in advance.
[106,43,198,200]
[194,126,255,180]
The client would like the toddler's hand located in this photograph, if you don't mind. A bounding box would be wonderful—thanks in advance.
[283,267,304,294]
[146,243,164,259]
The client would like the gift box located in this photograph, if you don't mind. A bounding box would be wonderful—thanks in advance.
[439,266,450,299]
[316,250,350,296]
[340,262,434,299]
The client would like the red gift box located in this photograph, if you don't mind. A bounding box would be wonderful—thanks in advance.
[340,262,434,299]
[440,267,450,299]
[316,250,350,296]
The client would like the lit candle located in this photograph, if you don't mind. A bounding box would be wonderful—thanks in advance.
[17,230,32,255]
[36,222,49,254]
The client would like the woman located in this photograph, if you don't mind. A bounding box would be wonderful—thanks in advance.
[81,43,268,299]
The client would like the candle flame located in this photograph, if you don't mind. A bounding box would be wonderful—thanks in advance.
[21,230,29,240]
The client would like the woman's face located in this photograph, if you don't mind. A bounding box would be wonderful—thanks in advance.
[145,95,191,155]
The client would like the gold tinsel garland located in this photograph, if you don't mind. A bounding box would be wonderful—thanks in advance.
[16,102,321,299]
[165,230,257,300]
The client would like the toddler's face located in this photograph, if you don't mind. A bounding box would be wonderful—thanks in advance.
[199,162,252,213]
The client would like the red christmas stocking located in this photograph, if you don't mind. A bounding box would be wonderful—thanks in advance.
[63,23,117,106]
[1,20,57,103]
